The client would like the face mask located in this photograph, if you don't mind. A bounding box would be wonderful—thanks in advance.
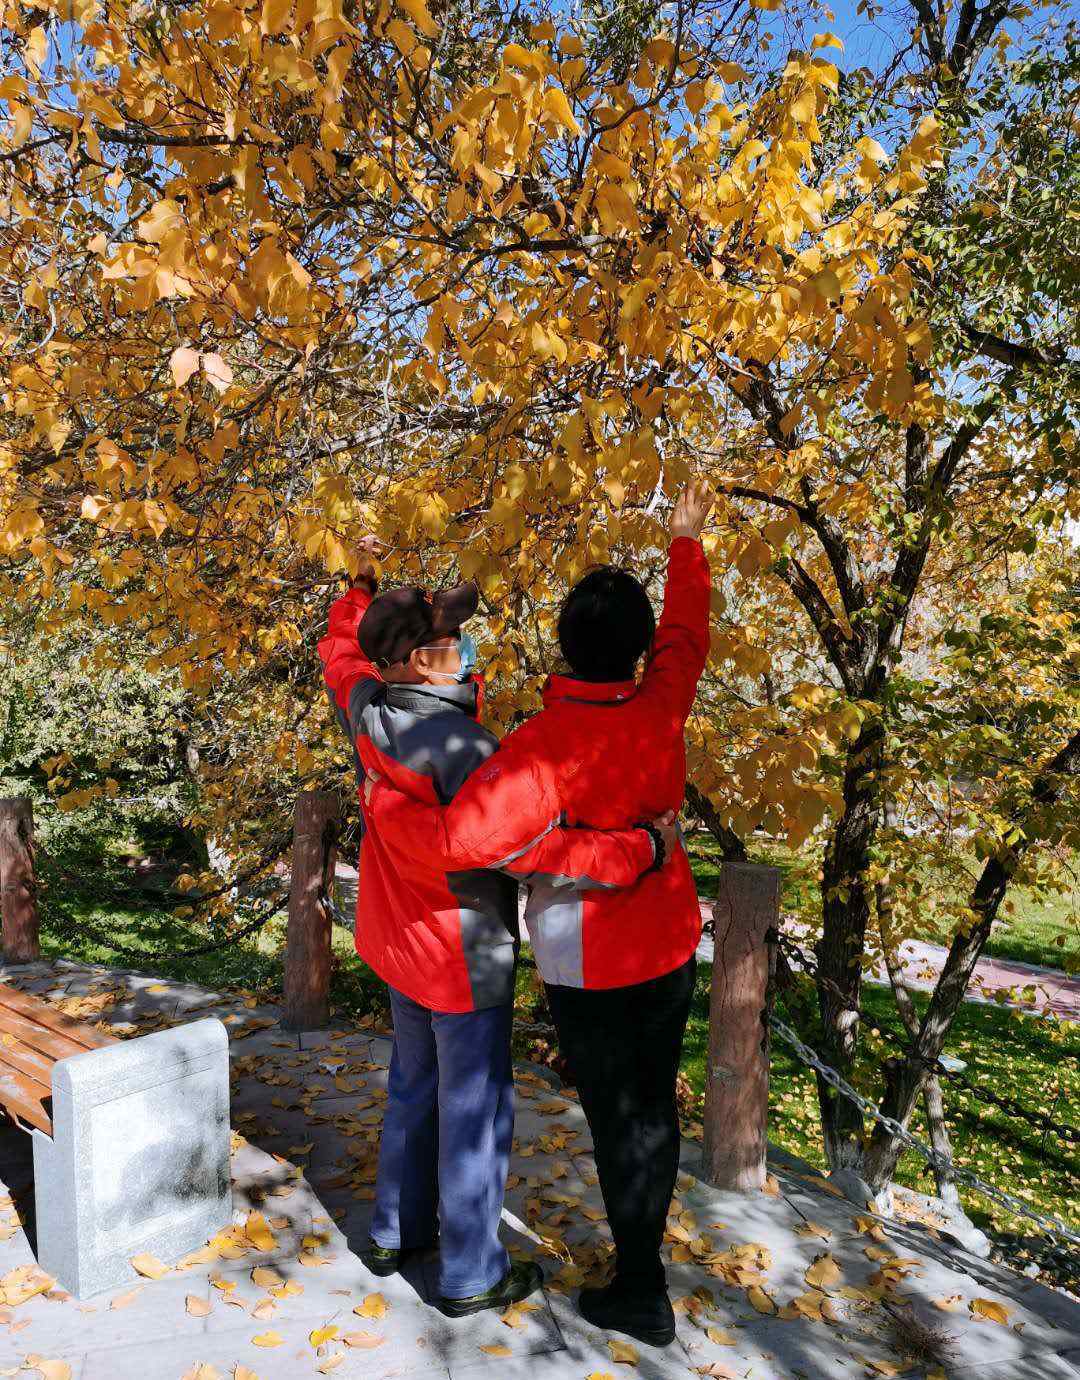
[417,631,477,684]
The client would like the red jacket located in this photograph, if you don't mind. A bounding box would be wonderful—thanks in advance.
[318,582,656,1012]
[368,537,711,990]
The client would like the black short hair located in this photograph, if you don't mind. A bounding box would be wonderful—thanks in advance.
[557,566,656,682]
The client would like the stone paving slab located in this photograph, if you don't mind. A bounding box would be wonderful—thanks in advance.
[0,960,1076,1380]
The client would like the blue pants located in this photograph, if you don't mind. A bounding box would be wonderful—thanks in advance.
[370,987,514,1298]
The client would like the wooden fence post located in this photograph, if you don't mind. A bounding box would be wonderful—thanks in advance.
[0,798,41,964]
[282,791,339,1031]
[700,861,781,1192]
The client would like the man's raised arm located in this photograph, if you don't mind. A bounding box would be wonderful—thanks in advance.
[317,539,384,734]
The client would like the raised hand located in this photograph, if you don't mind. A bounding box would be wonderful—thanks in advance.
[669,480,715,542]
[353,534,386,586]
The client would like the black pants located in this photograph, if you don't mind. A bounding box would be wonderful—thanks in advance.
[545,956,697,1294]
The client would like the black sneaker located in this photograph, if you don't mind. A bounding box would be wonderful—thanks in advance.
[439,1260,543,1317]
[577,1281,676,1347]
[361,1236,438,1278]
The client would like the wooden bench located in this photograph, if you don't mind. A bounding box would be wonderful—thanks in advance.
[0,984,116,1137]
[0,981,231,1298]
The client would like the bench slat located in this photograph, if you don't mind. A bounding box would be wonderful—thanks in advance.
[0,1009,86,1064]
[0,986,116,1052]
[0,1069,51,1135]
[0,1029,56,1098]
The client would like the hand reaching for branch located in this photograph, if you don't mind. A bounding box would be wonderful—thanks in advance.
[669,480,715,542]
[352,535,386,588]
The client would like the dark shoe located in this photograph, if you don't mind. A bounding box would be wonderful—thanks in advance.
[440,1260,543,1317]
[361,1235,438,1278]
[578,1281,676,1347]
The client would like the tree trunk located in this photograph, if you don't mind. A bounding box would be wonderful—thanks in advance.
[685,783,747,861]
[816,717,885,1171]
[922,1074,960,1208]
[0,798,40,964]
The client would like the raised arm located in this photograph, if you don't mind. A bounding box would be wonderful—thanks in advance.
[637,480,715,724]
[316,539,384,731]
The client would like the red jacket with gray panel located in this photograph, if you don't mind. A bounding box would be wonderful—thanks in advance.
[367,537,711,991]
[318,584,656,1013]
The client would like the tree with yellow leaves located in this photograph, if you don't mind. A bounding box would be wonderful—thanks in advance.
[1,0,1076,1198]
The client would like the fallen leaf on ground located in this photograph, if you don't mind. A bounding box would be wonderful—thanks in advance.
[251,1299,276,1321]
[343,1331,385,1348]
[251,1331,285,1347]
[355,1293,388,1319]
[970,1298,1011,1324]
[587,1373,616,1380]
[316,1357,344,1375]
[694,1366,738,1379]
[761,1174,780,1196]
[129,1253,170,1279]
[233,1368,260,1380]
[251,1266,282,1288]
[25,1359,72,1380]
[186,1294,212,1316]
[608,1338,639,1365]
[179,1366,219,1380]
[479,1344,513,1357]
[706,1326,736,1344]
[746,1286,776,1315]
[244,1213,277,1252]
[804,1253,842,1289]
[310,1324,340,1346]
[109,1287,143,1310]
[298,1252,331,1268]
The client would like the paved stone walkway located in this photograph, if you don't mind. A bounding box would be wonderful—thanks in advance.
[0,959,1077,1380]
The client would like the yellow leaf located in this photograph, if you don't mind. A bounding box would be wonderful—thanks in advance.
[608,1338,639,1365]
[480,1344,513,1356]
[130,1253,170,1279]
[355,1292,388,1319]
[186,1294,213,1316]
[234,1368,260,1380]
[309,1324,340,1346]
[179,1367,220,1380]
[541,86,582,135]
[201,353,233,394]
[970,1298,1011,1325]
[251,1331,285,1347]
[137,198,183,243]
[109,1287,142,1309]
[316,1358,344,1376]
[251,1266,282,1288]
[244,1212,277,1252]
[804,1253,842,1289]
[169,347,200,388]
[11,103,33,149]
[746,1285,776,1314]
[706,1326,736,1344]
[342,1331,385,1348]
[397,0,438,37]
[24,1360,72,1380]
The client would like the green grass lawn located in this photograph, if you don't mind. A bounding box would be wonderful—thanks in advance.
[33,834,1078,1253]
